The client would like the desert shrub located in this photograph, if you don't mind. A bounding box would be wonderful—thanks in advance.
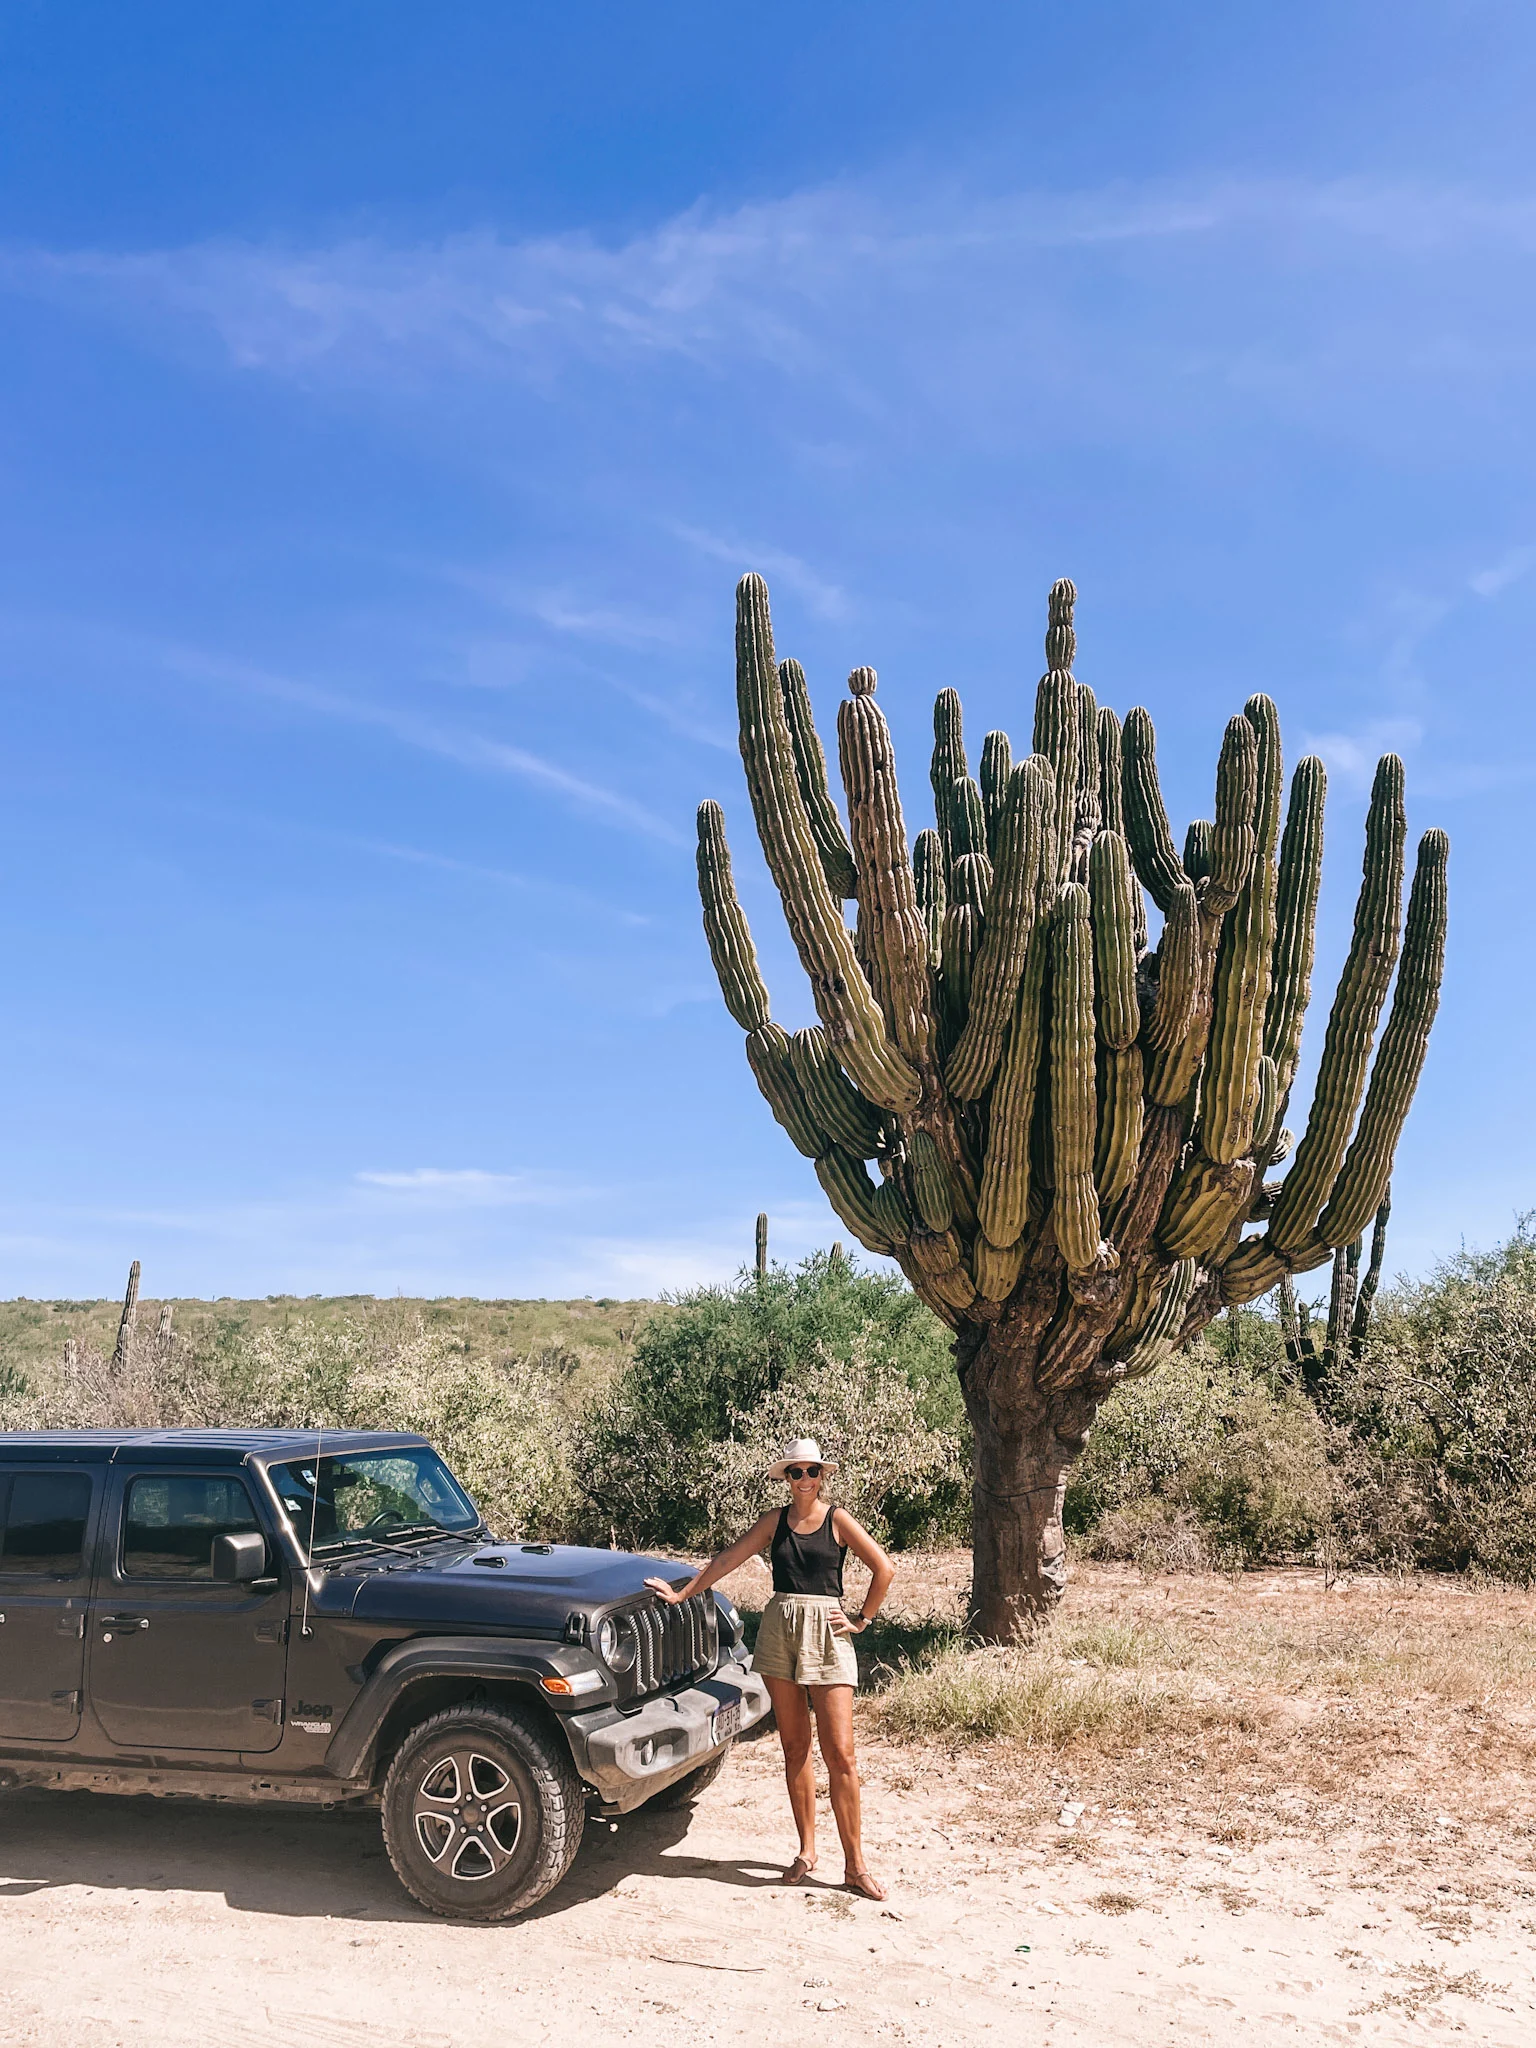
[3,1331,224,1430]
[1327,1218,1536,1580]
[223,1308,575,1540]
[575,1252,959,1549]
[872,1640,1181,1744]
[703,1340,963,1546]
[1067,1338,1335,1566]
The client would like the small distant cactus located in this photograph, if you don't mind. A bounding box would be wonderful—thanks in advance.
[698,574,1448,1637]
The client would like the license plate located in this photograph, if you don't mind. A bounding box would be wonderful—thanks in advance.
[712,1700,741,1744]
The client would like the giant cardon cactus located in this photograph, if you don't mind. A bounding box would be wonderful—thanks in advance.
[699,574,1449,1638]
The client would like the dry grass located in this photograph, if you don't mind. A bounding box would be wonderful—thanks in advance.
[795,1553,1536,1850]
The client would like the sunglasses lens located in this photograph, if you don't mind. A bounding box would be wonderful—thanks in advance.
[806,1465,822,1477]
[785,1464,822,1480]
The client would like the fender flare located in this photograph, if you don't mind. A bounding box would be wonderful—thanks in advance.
[324,1634,614,1782]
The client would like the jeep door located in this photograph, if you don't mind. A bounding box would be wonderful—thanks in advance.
[89,1468,290,1753]
[0,1465,95,1741]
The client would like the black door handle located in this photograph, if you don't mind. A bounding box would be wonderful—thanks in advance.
[100,1616,149,1634]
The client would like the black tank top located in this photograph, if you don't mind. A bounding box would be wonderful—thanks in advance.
[770,1504,845,1597]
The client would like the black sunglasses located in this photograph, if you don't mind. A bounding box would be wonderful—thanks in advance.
[785,1464,823,1480]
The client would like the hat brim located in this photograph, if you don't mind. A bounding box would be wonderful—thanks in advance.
[765,1457,839,1481]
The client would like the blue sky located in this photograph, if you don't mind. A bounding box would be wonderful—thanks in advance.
[0,2,1533,1300]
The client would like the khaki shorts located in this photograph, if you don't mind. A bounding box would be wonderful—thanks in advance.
[753,1593,859,1689]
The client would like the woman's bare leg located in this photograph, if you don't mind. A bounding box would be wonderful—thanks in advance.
[809,1684,885,1899]
[764,1674,817,1876]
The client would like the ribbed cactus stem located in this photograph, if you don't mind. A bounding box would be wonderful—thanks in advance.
[734,575,920,1113]
[913,829,946,972]
[1096,708,1124,833]
[980,731,1013,861]
[789,1026,884,1158]
[815,1149,894,1255]
[696,801,771,1032]
[908,1129,957,1233]
[946,759,1049,1100]
[1034,587,1081,892]
[1049,883,1102,1272]
[1202,694,1281,1162]
[745,1023,829,1158]
[1268,755,1407,1255]
[778,658,857,899]
[1108,1259,1197,1379]
[1203,714,1259,917]
[949,776,989,863]
[1265,756,1327,1098]
[1089,830,1139,1051]
[1145,879,1201,1055]
[931,688,967,864]
[1094,1044,1144,1210]
[838,666,938,1070]
[973,1233,1027,1303]
[1122,707,1189,914]
[1318,829,1448,1247]
[1183,819,1213,887]
[976,916,1050,1247]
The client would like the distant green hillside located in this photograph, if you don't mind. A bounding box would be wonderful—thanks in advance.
[0,1293,648,1408]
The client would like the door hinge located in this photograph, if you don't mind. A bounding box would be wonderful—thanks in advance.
[55,1612,85,1638]
[254,1618,288,1643]
[251,1697,285,1725]
[50,1690,81,1710]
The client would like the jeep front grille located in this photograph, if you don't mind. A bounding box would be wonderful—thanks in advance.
[630,1594,717,1695]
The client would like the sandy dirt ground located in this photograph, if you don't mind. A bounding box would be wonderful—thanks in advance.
[3,1563,1534,2047]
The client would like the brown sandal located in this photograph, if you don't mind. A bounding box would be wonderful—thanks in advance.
[844,1867,887,1901]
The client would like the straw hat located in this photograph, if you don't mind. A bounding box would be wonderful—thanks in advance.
[764,1436,838,1482]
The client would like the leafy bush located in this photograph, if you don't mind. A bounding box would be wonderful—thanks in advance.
[575,1252,960,1549]
[1327,1218,1536,1581]
[1067,1338,1335,1568]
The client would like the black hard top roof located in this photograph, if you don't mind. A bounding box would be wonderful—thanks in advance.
[0,1429,431,1467]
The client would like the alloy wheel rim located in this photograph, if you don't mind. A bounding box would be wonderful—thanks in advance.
[413,1749,522,1881]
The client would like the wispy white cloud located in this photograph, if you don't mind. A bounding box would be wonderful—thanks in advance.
[672,525,850,622]
[1469,543,1536,599]
[354,1167,586,1207]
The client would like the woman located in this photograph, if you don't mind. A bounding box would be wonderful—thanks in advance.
[646,1436,894,1899]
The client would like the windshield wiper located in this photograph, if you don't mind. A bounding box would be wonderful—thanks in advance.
[371,1523,465,1546]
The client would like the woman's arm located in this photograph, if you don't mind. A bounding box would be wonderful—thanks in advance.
[829,1508,894,1633]
[643,1510,778,1605]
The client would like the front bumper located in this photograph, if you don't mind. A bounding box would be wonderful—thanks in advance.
[563,1652,771,1813]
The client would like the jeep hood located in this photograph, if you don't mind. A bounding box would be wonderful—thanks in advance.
[342,1541,694,1631]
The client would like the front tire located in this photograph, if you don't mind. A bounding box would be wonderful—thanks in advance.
[381,1703,586,1921]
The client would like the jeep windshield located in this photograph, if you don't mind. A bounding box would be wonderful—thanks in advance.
[268,1448,482,1558]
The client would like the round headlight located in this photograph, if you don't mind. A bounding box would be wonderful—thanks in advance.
[597,1616,637,1672]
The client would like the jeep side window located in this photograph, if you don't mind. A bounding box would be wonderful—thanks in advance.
[0,1472,91,1577]
[121,1475,260,1580]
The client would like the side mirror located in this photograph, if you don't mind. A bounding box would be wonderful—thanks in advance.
[212,1532,269,1583]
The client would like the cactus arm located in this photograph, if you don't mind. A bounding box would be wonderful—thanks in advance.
[1095,1044,1144,1211]
[976,915,1051,1248]
[946,759,1050,1100]
[695,800,771,1032]
[789,1026,884,1159]
[745,1023,831,1158]
[1203,714,1260,918]
[1033,580,1081,890]
[980,731,1013,861]
[949,775,990,863]
[1143,878,1201,1055]
[1182,819,1213,887]
[1089,829,1140,1051]
[815,1148,897,1254]
[1121,707,1189,914]
[1265,756,1327,1098]
[1049,882,1103,1272]
[837,666,939,1071]
[778,658,858,900]
[1266,754,1407,1255]
[940,849,991,1045]
[1349,1188,1391,1356]
[913,828,947,971]
[1202,695,1282,1163]
[1103,1259,1197,1380]
[973,1232,1027,1303]
[930,688,968,865]
[1097,706,1124,837]
[734,574,920,1113]
[909,1129,958,1233]
[1317,829,1448,1247]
